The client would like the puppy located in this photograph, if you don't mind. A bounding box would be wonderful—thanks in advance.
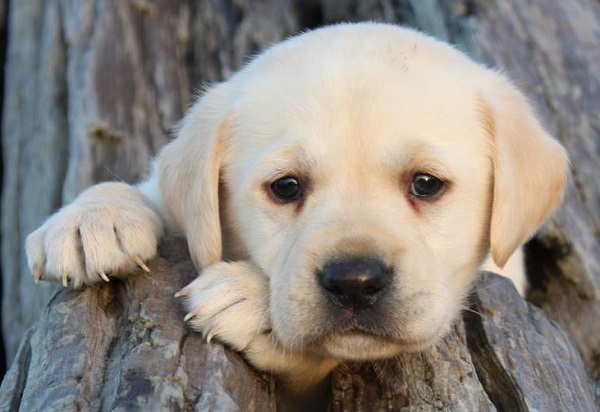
[26,22,568,404]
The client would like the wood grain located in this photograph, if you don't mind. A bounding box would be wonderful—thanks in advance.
[2,0,599,408]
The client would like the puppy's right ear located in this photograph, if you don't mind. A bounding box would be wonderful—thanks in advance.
[479,75,569,269]
[157,83,234,270]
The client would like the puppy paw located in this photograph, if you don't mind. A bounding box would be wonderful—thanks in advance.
[177,261,339,384]
[176,261,271,352]
[25,182,163,288]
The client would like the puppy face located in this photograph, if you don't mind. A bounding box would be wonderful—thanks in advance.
[160,23,568,360]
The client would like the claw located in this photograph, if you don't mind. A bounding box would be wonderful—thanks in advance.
[183,312,194,322]
[34,267,44,284]
[174,288,188,298]
[134,255,151,273]
[99,272,110,282]
[62,274,70,287]
[202,326,218,344]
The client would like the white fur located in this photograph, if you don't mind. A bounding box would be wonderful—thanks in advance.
[26,23,568,397]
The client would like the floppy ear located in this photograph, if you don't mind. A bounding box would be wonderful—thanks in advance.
[480,77,569,268]
[156,83,233,270]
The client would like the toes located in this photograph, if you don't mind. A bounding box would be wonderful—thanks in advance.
[178,267,270,352]
[24,184,161,289]
[187,298,269,351]
[25,230,47,282]
[183,285,247,323]
[113,217,160,264]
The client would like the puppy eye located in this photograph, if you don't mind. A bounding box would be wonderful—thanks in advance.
[410,173,445,198]
[270,176,303,202]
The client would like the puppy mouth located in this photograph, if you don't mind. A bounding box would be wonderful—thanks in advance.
[288,307,451,360]
[315,329,438,360]
[298,322,442,360]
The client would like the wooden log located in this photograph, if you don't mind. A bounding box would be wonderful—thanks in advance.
[435,0,600,382]
[2,0,599,408]
[0,239,276,412]
[331,273,597,411]
[1,0,297,365]
[308,0,600,384]
[1,240,596,411]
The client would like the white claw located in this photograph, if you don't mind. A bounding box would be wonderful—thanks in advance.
[134,255,151,273]
[203,328,216,344]
[62,274,69,287]
[99,272,110,282]
[183,312,194,322]
[174,289,186,299]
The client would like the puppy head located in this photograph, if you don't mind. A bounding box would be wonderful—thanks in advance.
[159,23,568,360]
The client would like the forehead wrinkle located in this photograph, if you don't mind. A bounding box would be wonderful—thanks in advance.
[400,141,454,176]
[253,143,314,182]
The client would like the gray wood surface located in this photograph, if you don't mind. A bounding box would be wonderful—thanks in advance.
[1,241,596,411]
[440,0,600,382]
[332,273,597,411]
[1,0,297,365]
[1,0,599,409]
[0,239,277,412]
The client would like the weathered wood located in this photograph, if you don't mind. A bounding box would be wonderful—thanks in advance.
[0,239,277,412]
[331,273,597,411]
[1,241,596,411]
[465,274,597,411]
[0,0,8,378]
[1,0,297,365]
[2,0,600,409]
[440,0,600,384]
[321,0,600,384]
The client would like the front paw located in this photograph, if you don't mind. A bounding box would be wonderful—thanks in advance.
[176,261,271,351]
[25,182,163,288]
[177,261,340,391]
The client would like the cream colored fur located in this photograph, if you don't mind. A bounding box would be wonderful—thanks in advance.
[26,23,568,396]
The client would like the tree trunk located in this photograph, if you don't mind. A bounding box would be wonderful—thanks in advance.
[0,239,277,412]
[1,0,599,409]
[1,0,297,367]
[0,239,596,411]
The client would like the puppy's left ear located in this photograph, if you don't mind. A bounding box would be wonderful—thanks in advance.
[156,82,234,270]
[480,75,569,268]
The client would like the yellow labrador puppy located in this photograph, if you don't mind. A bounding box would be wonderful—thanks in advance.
[26,22,568,403]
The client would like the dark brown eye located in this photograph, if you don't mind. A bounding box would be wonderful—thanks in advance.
[270,176,303,202]
[410,173,444,198]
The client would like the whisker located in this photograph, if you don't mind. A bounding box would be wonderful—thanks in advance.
[460,305,485,319]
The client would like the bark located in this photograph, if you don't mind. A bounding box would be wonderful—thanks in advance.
[331,272,597,411]
[0,0,8,378]
[2,0,600,409]
[436,0,600,382]
[0,239,277,412]
[1,0,297,366]
[0,239,596,411]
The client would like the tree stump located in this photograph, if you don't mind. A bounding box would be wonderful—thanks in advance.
[1,0,599,409]
[0,239,596,411]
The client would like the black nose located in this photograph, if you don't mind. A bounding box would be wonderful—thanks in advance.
[319,256,392,309]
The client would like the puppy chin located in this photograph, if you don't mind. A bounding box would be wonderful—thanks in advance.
[318,330,445,360]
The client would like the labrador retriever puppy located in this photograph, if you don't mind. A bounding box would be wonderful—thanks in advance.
[26,22,568,405]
